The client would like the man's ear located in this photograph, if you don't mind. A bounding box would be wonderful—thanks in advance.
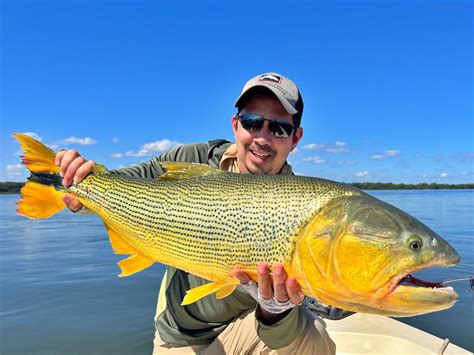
[291,127,303,151]
[232,116,239,134]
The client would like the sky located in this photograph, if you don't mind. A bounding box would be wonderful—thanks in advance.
[1,0,472,184]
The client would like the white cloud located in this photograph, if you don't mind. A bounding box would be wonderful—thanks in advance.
[302,143,324,150]
[6,164,25,175]
[353,171,370,177]
[125,139,182,157]
[48,144,60,150]
[302,156,326,164]
[6,164,27,181]
[125,150,150,157]
[326,147,349,154]
[112,138,119,143]
[337,160,357,165]
[21,132,42,141]
[385,150,400,157]
[440,172,448,178]
[325,141,350,154]
[111,153,123,158]
[60,137,97,145]
[289,148,299,155]
[371,150,401,160]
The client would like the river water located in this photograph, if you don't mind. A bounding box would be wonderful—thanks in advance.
[0,190,473,354]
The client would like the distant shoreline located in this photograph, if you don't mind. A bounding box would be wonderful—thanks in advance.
[1,181,473,194]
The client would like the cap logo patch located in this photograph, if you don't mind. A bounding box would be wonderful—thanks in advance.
[259,74,281,84]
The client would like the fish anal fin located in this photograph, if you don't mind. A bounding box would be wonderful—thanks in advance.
[159,162,223,180]
[118,254,154,277]
[181,279,239,305]
[104,222,136,255]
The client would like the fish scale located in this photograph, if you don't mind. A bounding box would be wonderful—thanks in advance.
[68,172,358,279]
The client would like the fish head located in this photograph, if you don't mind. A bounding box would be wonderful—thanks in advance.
[297,194,460,317]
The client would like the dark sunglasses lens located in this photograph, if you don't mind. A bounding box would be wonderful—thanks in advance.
[269,121,293,138]
[240,117,264,131]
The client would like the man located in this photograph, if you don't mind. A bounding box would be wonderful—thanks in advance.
[56,73,336,354]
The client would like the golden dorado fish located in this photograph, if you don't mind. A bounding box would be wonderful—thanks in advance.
[13,133,460,316]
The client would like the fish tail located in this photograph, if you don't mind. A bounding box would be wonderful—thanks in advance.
[12,133,67,219]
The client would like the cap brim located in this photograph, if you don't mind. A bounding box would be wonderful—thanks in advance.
[234,84,298,115]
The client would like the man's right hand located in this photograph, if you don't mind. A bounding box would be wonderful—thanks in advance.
[55,149,95,212]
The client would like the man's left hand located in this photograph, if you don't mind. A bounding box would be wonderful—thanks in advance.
[232,262,305,324]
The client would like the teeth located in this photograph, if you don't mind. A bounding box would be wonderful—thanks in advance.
[253,151,270,158]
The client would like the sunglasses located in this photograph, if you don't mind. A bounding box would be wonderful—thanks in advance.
[236,113,296,138]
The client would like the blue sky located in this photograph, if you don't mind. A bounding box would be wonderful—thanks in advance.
[1,0,472,183]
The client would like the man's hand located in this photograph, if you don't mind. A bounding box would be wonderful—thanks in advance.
[55,149,95,212]
[232,262,305,324]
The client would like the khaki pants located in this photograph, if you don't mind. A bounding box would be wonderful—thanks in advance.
[153,309,336,355]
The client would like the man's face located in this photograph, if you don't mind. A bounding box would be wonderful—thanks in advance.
[232,94,303,175]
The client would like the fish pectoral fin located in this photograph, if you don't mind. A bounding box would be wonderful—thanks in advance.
[181,279,239,305]
[118,254,154,277]
[241,269,259,282]
[104,222,137,255]
[215,284,238,299]
[159,162,224,180]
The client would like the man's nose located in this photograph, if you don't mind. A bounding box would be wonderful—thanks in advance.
[253,122,273,144]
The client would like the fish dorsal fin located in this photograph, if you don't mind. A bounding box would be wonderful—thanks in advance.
[159,162,223,180]
[181,278,239,305]
[92,163,108,173]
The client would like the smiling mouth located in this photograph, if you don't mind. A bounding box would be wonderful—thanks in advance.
[251,149,272,159]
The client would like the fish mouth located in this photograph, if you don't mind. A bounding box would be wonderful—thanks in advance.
[397,274,445,289]
[387,262,457,296]
[380,261,459,316]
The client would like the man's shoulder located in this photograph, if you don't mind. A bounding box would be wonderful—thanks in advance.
[167,139,232,165]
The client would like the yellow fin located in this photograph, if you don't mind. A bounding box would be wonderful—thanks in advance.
[12,133,59,173]
[181,279,239,305]
[92,163,108,173]
[216,284,237,299]
[16,181,66,219]
[104,223,137,255]
[241,269,259,282]
[159,162,223,180]
[117,254,154,277]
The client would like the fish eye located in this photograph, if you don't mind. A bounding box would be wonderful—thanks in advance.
[409,237,423,251]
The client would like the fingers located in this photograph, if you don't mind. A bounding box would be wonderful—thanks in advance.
[75,160,95,183]
[286,277,305,305]
[272,263,289,303]
[55,149,94,187]
[231,268,251,284]
[63,157,89,186]
[257,262,273,300]
[234,262,305,306]
[62,194,83,212]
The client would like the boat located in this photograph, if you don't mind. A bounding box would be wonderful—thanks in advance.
[302,300,471,354]
[324,313,470,354]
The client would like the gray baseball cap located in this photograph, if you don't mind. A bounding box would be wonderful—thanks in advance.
[234,72,304,118]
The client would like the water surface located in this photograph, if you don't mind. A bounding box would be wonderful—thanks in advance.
[0,190,473,354]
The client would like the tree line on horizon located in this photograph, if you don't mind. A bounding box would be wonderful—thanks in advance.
[1,181,473,194]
